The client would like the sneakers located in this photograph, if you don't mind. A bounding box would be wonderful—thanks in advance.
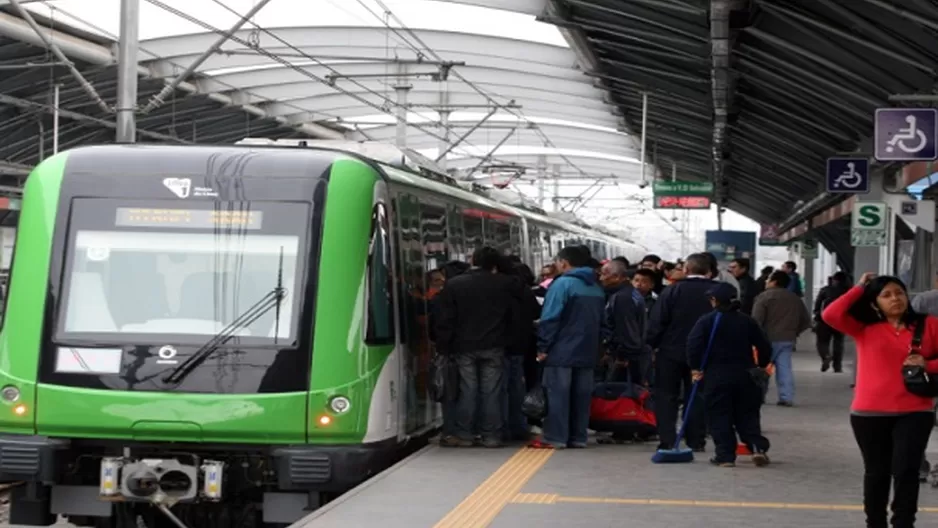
[752,451,771,467]
[440,435,473,448]
[776,400,793,407]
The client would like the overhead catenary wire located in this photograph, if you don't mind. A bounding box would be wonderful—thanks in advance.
[362,0,638,199]
[195,0,494,158]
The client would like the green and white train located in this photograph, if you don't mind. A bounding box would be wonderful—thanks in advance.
[0,140,644,527]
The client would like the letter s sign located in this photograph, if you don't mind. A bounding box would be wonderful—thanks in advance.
[857,205,882,228]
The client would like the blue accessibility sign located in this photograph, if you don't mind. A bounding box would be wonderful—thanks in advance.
[874,108,938,161]
[826,158,870,194]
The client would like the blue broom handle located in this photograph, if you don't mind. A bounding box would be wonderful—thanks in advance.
[672,312,722,450]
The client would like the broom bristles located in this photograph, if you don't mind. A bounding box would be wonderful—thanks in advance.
[651,448,695,464]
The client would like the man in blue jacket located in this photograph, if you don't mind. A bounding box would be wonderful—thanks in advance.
[531,246,606,449]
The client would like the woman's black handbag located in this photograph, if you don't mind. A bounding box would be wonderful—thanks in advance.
[902,315,938,398]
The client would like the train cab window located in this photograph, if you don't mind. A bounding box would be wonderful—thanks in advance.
[0,228,15,331]
[366,203,395,344]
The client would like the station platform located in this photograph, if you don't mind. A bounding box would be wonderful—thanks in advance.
[293,341,938,528]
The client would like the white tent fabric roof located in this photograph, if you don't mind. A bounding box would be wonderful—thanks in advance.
[121,4,641,178]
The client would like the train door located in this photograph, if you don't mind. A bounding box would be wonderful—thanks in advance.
[390,191,423,435]
[417,199,448,429]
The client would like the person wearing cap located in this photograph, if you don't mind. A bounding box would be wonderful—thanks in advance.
[687,282,774,468]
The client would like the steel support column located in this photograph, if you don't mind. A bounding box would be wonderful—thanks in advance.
[394,83,412,149]
[437,109,450,168]
[639,92,648,185]
[52,84,59,154]
[116,0,139,143]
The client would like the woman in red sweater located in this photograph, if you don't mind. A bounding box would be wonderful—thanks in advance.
[822,272,938,528]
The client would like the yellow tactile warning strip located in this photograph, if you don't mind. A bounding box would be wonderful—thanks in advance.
[511,493,938,513]
[433,448,554,528]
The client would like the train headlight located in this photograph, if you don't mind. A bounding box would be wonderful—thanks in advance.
[329,396,351,414]
[1,385,19,402]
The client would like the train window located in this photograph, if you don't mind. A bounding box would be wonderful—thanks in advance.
[485,218,512,255]
[420,202,448,271]
[529,225,541,269]
[539,230,552,266]
[446,206,466,262]
[509,221,523,258]
[463,211,484,253]
[365,203,395,344]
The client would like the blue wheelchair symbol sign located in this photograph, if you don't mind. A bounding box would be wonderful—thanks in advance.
[826,158,870,194]
[875,108,938,161]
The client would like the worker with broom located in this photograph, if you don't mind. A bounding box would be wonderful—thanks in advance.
[686,282,773,468]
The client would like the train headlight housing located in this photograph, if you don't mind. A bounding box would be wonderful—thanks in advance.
[328,396,351,414]
[1,385,19,403]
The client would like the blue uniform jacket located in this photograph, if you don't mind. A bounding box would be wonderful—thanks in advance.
[686,309,773,372]
[537,267,606,368]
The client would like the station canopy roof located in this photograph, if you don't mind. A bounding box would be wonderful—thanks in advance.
[0,0,655,201]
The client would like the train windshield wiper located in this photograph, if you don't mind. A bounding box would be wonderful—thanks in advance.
[163,248,286,385]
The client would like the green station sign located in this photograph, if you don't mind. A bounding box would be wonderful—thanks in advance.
[652,181,714,197]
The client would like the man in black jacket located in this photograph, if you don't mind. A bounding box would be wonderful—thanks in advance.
[599,259,646,384]
[813,271,849,372]
[434,247,521,448]
[728,258,759,315]
[646,253,716,452]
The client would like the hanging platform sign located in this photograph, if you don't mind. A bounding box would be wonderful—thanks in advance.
[652,181,714,196]
[652,181,713,209]
[653,195,711,209]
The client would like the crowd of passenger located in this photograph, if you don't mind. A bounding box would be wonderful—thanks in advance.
[427,245,938,527]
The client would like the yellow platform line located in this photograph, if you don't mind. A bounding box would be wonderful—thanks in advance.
[433,448,554,528]
[511,494,938,513]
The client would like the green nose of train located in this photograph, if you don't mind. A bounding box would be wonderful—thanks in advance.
[0,141,643,527]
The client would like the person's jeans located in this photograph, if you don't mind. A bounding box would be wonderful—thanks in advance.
[771,341,795,403]
[542,366,593,447]
[851,413,934,528]
[502,355,529,440]
[454,348,505,442]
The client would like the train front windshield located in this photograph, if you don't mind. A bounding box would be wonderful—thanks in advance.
[56,199,310,346]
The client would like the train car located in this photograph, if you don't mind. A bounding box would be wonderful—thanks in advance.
[0,141,644,528]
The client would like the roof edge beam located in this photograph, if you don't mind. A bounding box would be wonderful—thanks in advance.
[0,11,342,140]
[3,3,112,113]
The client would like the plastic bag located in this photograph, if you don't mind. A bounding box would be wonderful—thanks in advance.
[429,354,459,403]
[522,384,548,420]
